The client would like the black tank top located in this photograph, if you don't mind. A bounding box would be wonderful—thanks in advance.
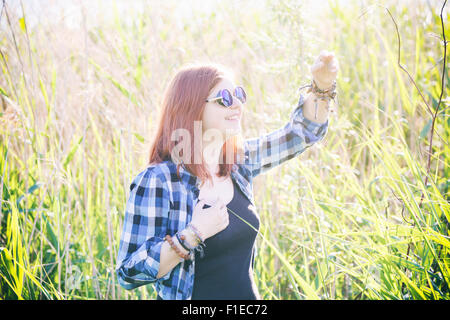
[191,178,260,300]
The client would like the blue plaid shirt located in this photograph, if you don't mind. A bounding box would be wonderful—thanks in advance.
[116,93,329,300]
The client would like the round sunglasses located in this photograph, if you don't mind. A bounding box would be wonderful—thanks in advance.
[205,86,247,107]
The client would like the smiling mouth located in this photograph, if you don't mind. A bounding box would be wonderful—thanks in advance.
[225,115,240,120]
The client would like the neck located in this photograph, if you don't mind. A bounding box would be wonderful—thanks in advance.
[202,137,224,178]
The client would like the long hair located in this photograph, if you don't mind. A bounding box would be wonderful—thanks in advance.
[148,62,244,188]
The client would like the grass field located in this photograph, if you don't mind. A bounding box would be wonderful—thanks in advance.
[0,0,449,299]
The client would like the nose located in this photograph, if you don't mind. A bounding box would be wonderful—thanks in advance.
[231,96,243,110]
[230,101,242,116]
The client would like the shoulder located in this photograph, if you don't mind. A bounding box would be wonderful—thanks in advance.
[129,160,177,192]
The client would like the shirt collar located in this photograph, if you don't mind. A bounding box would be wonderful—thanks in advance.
[176,160,242,195]
[172,158,255,206]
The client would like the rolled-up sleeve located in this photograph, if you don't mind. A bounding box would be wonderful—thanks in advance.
[116,168,172,290]
[243,93,329,178]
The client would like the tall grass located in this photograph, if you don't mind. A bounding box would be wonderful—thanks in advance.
[0,0,448,299]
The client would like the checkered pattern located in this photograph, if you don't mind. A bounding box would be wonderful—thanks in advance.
[243,93,328,177]
[116,93,329,300]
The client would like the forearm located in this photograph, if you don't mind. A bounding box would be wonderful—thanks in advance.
[156,228,198,279]
[302,92,330,124]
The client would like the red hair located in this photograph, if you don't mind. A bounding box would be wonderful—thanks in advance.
[148,63,244,188]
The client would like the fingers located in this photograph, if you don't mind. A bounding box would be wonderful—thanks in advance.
[214,197,225,209]
[319,50,335,63]
[197,199,206,208]
[215,199,228,218]
[221,208,229,228]
[310,60,324,73]
[330,62,339,73]
[317,51,337,67]
[311,51,339,83]
[328,57,339,72]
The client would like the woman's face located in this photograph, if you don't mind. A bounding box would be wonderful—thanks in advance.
[202,77,243,138]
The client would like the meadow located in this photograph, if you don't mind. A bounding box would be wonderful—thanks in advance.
[0,0,448,300]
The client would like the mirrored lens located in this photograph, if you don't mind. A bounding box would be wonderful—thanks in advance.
[220,89,233,107]
[235,87,246,103]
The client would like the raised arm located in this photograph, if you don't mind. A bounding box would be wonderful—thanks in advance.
[242,93,329,179]
[242,50,338,179]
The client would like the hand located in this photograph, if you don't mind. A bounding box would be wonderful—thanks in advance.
[190,197,229,240]
[310,50,339,91]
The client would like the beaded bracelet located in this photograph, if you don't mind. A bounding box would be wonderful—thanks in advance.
[299,80,337,120]
[165,234,190,260]
[180,227,199,248]
[311,80,337,99]
[187,223,205,243]
[185,224,206,258]
[175,232,192,251]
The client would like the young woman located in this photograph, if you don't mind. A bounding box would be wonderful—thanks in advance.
[116,51,339,300]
